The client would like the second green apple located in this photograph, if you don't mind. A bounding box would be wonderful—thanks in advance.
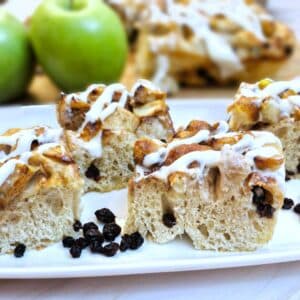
[29,0,128,92]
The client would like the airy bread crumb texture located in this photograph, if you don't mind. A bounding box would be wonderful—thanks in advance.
[0,185,80,254]
[125,150,282,251]
[263,119,300,178]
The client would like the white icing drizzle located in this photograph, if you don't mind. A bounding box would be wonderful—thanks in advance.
[146,0,267,79]
[237,78,300,119]
[0,127,63,187]
[65,80,160,158]
[136,123,284,190]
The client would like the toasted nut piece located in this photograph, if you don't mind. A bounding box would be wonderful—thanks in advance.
[228,97,260,130]
[210,134,243,150]
[278,89,297,99]
[80,121,102,142]
[132,85,166,106]
[261,20,275,37]
[293,107,300,121]
[254,155,284,171]
[175,120,211,138]
[134,138,163,165]
[258,78,273,90]
[164,144,211,166]
[69,99,91,110]
[133,100,168,117]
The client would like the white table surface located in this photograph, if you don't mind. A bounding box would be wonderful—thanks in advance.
[1,1,300,299]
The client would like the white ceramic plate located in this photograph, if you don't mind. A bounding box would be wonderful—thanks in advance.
[0,100,299,279]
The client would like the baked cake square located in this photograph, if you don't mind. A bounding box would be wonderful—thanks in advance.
[125,120,285,251]
[57,79,174,192]
[228,78,300,178]
[0,126,83,254]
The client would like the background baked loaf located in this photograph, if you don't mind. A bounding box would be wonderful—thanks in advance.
[57,80,174,192]
[125,120,285,251]
[0,127,83,254]
[228,78,300,178]
[115,0,296,94]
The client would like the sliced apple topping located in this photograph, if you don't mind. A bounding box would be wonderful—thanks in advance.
[210,134,243,150]
[133,100,168,117]
[134,138,163,165]
[254,155,284,171]
[164,144,211,166]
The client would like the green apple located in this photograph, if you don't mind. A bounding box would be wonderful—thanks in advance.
[0,10,34,103]
[29,0,128,92]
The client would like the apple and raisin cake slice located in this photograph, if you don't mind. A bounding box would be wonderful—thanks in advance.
[57,79,174,193]
[134,0,295,94]
[125,120,285,251]
[228,78,300,178]
[0,126,83,254]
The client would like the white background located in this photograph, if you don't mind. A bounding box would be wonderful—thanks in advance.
[1,1,300,299]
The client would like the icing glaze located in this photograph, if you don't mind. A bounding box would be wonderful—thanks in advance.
[136,123,284,190]
[0,127,63,187]
[64,80,161,158]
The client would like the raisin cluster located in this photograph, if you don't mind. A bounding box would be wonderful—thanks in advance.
[63,208,144,258]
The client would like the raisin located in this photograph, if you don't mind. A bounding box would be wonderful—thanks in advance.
[30,139,39,150]
[297,163,300,173]
[73,220,82,232]
[83,222,98,234]
[162,213,176,228]
[120,234,131,252]
[285,175,291,182]
[85,164,100,181]
[129,232,144,250]
[100,242,119,257]
[70,245,82,258]
[284,45,293,56]
[84,228,103,243]
[252,186,265,205]
[14,243,26,258]
[282,198,294,210]
[293,204,300,214]
[90,240,103,253]
[75,237,89,249]
[62,236,75,248]
[257,203,275,218]
[103,223,121,241]
[95,208,115,224]
[252,186,275,218]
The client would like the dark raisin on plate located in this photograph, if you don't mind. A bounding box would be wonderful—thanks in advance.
[90,240,103,253]
[95,208,115,224]
[75,237,89,249]
[120,234,131,252]
[14,243,26,258]
[70,245,82,258]
[84,228,104,243]
[129,232,144,250]
[282,198,294,210]
[83,222,98,234]
[103,223,121,241]
[162,213,176,228]
[73,220,82,232]
[62,236,75,248]
[293,204,300,215]
[100,242,119,257]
